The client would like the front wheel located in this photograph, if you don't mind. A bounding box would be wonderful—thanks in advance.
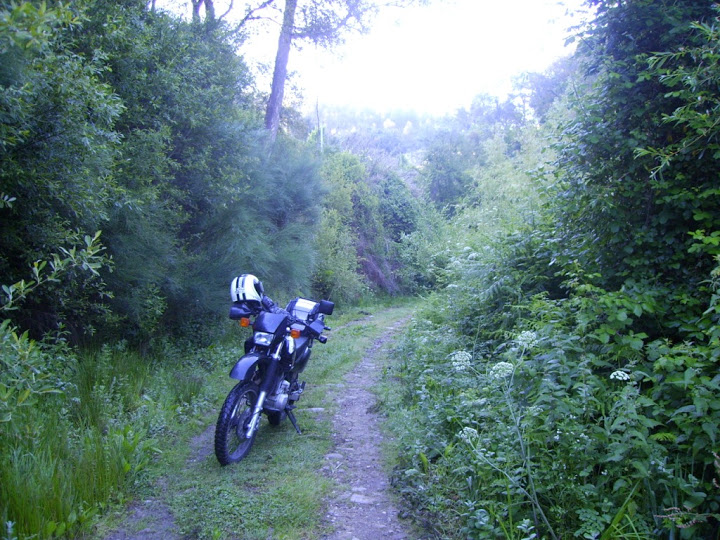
[214,382,259,465]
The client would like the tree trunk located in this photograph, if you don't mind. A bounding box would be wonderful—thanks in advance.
[191,0,202,22]
[190,0,215,22]
[205,0,216,20]
[264,0,297,142]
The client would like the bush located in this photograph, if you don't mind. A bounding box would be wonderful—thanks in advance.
[385,255,720,539]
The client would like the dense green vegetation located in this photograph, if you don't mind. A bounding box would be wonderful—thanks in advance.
[379,2,720,538]
[1,0,719,538]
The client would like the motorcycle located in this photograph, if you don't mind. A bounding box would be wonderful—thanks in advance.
[214,274,334,465]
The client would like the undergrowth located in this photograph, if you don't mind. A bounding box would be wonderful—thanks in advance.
[379,238,720,539]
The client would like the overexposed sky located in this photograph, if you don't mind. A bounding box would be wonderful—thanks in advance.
[159,0,590,116]
[291,0,588,115]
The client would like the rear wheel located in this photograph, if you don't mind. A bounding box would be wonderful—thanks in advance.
[214,382,259,465]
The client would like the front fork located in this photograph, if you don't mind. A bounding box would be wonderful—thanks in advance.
[244,343,282,439]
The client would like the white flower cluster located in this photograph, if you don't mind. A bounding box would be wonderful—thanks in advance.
[489,361,514,379]
[516,330,539,349]
[458,426,478,444]
[450,350,473,372]
[610,370,631,381]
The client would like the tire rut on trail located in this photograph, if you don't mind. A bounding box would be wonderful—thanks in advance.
[320,316,413,540]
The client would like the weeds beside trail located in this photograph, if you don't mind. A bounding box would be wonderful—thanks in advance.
[95,300,420,540]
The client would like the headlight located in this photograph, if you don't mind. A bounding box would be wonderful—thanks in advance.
[253,331,274,346]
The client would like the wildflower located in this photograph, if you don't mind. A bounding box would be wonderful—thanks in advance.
[458,426,478,444]
[609,370,631,381]
[450,350,473,372]
[489,361,514,379]
[516,330,539,349]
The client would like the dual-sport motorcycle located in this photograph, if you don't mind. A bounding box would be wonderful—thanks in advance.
[214,274,334,465]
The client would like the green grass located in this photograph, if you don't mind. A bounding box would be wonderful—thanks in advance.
[0,342,161,539]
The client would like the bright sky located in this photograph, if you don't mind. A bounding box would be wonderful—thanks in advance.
[288,0,590,116]
[160,0,590,116]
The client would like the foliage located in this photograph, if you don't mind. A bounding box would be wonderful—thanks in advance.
[385,251,720,538]
[0,0,335,341]
[521,55,578,121]
[313,150,424,299]
[0,241,154,539]
[312,207,367,303]
[381,2,720,539]
[547,0,719,332]
[420,129,476,212]
[0,1,122,337]
[635,10,720,260]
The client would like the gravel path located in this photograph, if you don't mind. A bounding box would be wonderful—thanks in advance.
[320,318,413,540]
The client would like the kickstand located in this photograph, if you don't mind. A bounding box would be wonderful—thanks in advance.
[285,406,302,435]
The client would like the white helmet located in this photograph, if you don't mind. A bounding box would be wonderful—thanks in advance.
[230,274,264,304]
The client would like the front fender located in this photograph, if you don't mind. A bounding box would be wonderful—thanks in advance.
[229,352,264,381]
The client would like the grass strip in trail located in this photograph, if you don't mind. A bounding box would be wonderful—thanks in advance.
[98,300,419,540]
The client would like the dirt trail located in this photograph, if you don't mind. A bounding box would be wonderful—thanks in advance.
[103,311,414,540]
[320,317,413,540]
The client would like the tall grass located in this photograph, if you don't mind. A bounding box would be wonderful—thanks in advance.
[0,338,177,539]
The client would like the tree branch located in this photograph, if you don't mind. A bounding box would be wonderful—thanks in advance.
[233,0,278,30]
[291,4,367,42]
[218,0,234,21]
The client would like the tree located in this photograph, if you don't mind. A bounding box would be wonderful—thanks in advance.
[522,55,577,121]
[186,0,430,141]
[74,0,324,338]
[265,0,376,141]
[234,0,430,141]
[0,1,122,337]
[421,130,475,212]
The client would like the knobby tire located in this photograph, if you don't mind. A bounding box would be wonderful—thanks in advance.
[214,382,259,465]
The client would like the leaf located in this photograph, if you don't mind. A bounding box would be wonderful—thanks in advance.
[650,432,677,443]
[672,405,696,417]
[702,422,716,444]
[16,388,31,405]
[44,521,57,536]
[419,452,429,474]
[600,481,641,540]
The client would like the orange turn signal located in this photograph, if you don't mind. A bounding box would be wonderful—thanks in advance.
[239,317,251,328]
[290,328,301,339]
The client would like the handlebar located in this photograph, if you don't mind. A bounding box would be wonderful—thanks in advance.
[288,314,328,342]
